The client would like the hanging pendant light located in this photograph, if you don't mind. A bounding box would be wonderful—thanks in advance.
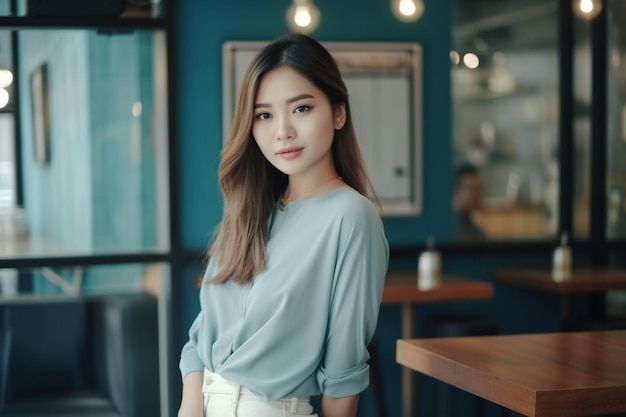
[573,0,602,20]
[286,0,321,35]
[391,0,424,23]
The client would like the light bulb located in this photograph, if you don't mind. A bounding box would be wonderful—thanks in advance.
[0,88,9,109]
[0,68,13,88]
[399,0,416,16]
[450,51,460,65]
[463,53,480,69]
[294,7,312,27]
[286,0,320,34]
[132,101,143,117]
[391,0,424,23]
[573,0,602,20]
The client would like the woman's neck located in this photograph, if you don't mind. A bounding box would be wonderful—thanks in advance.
[282,174,343,206]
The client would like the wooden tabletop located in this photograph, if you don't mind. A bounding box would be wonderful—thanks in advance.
[397,330,626,417]
[495,267,626,294]
[382,272,493,304]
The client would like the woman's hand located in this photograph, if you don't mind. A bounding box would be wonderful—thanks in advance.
[178,371,204,417]
[321,394,359,417]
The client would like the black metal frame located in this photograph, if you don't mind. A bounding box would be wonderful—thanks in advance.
[558,0,575,240]
[10,28,23,207]
[590,1,609,264]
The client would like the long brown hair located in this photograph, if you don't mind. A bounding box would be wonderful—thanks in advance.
[209,33,375,284]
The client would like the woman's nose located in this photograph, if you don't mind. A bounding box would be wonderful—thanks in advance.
[276,116,296,141]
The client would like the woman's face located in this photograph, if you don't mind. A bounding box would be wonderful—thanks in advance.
[251,66,345,181]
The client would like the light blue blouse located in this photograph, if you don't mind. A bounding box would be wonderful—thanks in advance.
[179,187,389,400]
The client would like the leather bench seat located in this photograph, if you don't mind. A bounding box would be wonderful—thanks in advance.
[0,391,118,417]
[0,293,160,417]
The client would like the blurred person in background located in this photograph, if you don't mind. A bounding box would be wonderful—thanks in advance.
[453,163,486,242]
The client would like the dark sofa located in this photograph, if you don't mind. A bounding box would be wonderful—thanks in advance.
[0,293,160,417]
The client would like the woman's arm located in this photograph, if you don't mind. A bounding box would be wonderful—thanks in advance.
[321,394,359,417]
[177,371,204,417]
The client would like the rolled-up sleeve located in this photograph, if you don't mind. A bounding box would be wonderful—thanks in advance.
[317,203,389,397]
[179,312,206,380]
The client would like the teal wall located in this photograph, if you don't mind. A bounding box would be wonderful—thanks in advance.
[88,31,155,254]
[19,30,93,251]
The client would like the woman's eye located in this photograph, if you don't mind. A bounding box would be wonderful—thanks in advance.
[294,105,310,113]
[255,112,270,120]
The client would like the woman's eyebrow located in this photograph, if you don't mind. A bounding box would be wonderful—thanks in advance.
[286,93,315,104]
[254,93,316,109]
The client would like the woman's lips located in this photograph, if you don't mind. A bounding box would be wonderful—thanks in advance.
[277,147,304,160]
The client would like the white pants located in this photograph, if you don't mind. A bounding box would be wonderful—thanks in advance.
[202,369,318,417]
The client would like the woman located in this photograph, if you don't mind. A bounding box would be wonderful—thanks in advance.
[178,33,389,417]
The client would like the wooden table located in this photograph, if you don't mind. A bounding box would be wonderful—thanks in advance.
[383,272,493,417]
[397,330,626,417]
[495,267,626,294]
[495,267,626,319]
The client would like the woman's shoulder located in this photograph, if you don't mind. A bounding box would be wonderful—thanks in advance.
[323,188,388,253]
[319,187,382,224]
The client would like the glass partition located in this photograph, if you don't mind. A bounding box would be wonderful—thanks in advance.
[0,28,170,259]
[452,0,559,242]
[0,2,10,16]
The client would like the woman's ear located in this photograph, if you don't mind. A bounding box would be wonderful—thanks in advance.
[334,104,347,130]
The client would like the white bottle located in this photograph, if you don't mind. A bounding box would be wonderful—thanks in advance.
[418,237,442,290]
[552,233,572,282]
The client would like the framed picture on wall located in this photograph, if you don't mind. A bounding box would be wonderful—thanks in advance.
[30,63,51,164]
[222,41,423,217]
